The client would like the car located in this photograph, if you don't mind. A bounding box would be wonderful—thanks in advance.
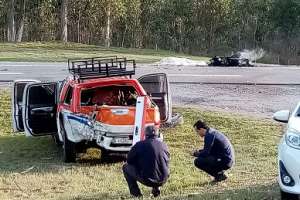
[273,103,300,200]
[208,53,252,67]
[12,56,181,162]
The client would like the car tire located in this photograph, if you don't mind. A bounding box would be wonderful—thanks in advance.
[61,122,76,163]
[280,190,298,200]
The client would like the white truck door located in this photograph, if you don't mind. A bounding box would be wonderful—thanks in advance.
[132,96,147,145]
[22,82,58,136]
[138,73,172,123]
[11,80,40,132]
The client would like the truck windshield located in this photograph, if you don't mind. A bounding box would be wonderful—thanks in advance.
[81,85,138,106]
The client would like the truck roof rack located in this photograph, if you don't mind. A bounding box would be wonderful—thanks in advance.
[68,56,136,80]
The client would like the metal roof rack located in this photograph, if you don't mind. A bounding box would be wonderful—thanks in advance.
[68,56,136,80]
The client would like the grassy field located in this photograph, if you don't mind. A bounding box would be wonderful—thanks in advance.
[0,89,283,200]
[0,42,208,63]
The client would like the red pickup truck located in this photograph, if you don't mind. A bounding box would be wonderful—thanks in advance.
[12,57,178,162]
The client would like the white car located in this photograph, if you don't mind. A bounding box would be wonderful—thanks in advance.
[273,103,300,200]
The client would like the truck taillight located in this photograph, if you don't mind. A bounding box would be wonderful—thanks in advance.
[154,107,160,125]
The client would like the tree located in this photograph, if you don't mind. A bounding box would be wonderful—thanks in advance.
[102,0,125,48]
[61,0,68,42]
[16,0,26,42]
[104,2,111,47]
[270,0,300,64]
[7,0,15,42]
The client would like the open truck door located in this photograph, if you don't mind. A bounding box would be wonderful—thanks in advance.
[22,82,58,136]
[138,73,172,123]
[12,80,40,132]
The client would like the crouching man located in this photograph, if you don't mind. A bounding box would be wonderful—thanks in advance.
[193,120,235,182]
[123,126,170,198]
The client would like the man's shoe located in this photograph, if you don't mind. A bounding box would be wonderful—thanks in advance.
[213,173,228,182]
[151,187,160,197]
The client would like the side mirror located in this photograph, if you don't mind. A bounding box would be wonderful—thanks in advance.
[273,110,290,123]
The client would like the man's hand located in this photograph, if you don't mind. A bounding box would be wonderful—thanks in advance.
[191,150,200,157]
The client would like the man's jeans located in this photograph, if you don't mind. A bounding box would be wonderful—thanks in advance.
[122,163,164,196]
[194,156,232,178]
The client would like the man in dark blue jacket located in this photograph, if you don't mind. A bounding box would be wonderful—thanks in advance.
[123,126,170,197]
[193,120,235,182]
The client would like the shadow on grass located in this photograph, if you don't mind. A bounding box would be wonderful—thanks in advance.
[77,153,127,165]
[168,183,282,200]
[60,183,281,200]
[0,135,63,173]
[0,135,126,174]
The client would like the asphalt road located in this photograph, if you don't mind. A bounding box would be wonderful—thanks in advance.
[0,61,300,85]
[1,61,299,118]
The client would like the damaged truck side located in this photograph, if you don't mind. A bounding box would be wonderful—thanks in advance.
[11,57,181,162]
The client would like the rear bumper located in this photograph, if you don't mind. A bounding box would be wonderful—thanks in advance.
[61,112,160,152]
[95,135,132,152]
[95,132,163,152]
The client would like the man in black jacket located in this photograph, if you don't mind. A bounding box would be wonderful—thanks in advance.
[123,126,170,197]
[193,120,234,182]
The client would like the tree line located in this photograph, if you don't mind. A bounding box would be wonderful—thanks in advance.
[1,0,300,64]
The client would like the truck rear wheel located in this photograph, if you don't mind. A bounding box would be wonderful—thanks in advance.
[100,149,110,162]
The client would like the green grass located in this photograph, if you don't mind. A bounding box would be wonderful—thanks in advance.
[0,42,209,63]
[0,89,283,200]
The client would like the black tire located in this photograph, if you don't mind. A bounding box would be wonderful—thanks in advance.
[100,149,110,162]
[280,190,298,200]
[75,142,87,154]
[61,122,76,163]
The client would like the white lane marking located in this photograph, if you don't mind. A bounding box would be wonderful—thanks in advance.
[168,74,241,77]
[0,72,24,75]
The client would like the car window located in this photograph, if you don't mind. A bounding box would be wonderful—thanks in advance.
[29,84,55,105]
[64,86,73,105]
[16,83,26,104]
[139,74,167,94]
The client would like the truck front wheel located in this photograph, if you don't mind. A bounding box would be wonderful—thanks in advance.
[61,123,76,163]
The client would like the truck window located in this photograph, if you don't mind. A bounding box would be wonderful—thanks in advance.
[81,85,138,106]
[64,86,73,105]
[29,84,55,105]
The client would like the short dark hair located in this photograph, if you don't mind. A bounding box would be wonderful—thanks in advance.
[145,125,157,137]
[193,120,208,130]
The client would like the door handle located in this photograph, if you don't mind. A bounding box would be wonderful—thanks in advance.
[31,106,53,115]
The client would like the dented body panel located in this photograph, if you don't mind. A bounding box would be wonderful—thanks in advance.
[12,58,171,162]
[55,77,161,152]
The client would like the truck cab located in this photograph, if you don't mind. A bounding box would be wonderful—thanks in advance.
[12,57,173,162]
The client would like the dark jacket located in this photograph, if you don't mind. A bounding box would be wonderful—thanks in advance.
[196,128,234,165]
[127,136,170,184]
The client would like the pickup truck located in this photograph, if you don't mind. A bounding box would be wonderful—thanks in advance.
[11,56,178,162]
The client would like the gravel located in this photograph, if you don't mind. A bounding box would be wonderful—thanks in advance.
[171,83,300,119]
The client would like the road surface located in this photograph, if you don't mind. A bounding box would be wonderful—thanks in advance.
[0,61,300,85]
[1,61,299,118]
